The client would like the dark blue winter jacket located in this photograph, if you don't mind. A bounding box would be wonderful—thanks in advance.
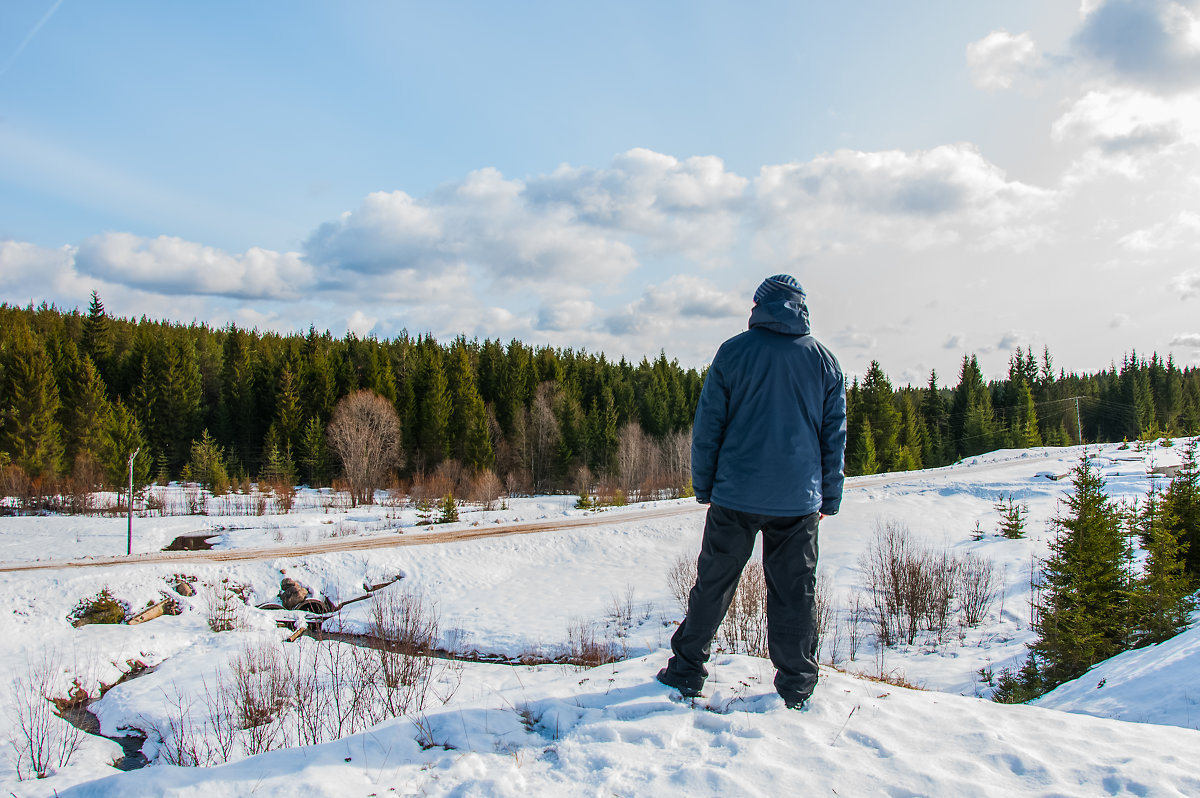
[691,294,847,516]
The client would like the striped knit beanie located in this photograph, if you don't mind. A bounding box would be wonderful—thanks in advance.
[753,274,804,304]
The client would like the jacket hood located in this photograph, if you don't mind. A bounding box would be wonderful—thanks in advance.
[748,292,811,336]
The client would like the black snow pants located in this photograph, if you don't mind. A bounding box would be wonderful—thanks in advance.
[664,502,820,704]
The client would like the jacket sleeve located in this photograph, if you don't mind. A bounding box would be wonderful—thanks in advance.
[819,357,848,515]
[691,357,729,503]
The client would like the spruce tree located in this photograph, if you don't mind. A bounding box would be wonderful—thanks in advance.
[188,429,229,493]
[1130,486,1194,647]
[920,370,950,467]
[366,345,398,404]
[951,355,998,457]
[72,356,113,466]
[219,325,258,471]
[159,338,203,473]
[1030,455,1130,688]
[852,418,880,475]
[260,426,296,487]
[447,343,492,470]
[102,400,150,487]
[417,347,451,467]
[299,415,331,487]
[588,386,619,476]
[1163,439,1200,579]
[301,332,337,423]
[1015,379,1043,448]
[274,367,303,457]
[962,383,999,457]
[1,330,65,478]
[80,290,113,384]
[896,392,924,471]
[858,361,900,468]
[46,329,82,452]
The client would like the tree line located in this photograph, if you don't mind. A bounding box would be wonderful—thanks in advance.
[4,296,1200,501]
[847,348,1200,476]
[0,295,701,502]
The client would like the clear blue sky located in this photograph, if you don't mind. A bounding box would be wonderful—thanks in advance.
[2,1,1198,382]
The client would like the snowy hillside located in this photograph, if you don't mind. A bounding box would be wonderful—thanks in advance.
[1,440,1197,796]
[1035,621,1200,728]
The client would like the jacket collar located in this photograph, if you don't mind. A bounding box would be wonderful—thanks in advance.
[748,297,811,336]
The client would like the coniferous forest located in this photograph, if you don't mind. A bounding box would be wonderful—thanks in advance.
[3,294,1200,505]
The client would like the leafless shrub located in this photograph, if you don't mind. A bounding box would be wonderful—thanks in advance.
[249,487,270,516]
[860,520,998,647]
[317,636,373,740]
[284,645,326,748]
[667,553,697,615]
[269,480,296,514]
[608,584,636,638]
[8,651,85,779]
[183,484,203,515]
[0,464,33,514]
[150,644,293,766]
[565,618,619,669]
[846,593,867,662]
[504,468,531,499]
[957,552,999,627]
[409,463,461,506]
[467,469,503,508]
[720,561,769,657]
[149,683,210,767]
[204,578,247,632]
[227,643,292,756]
[369,588,440,719]
[864,667,925,690]
[924,550,959,639]
[814,574,836,663]
[201,674,238,764]
[63,453,104,514]
[593,477,623,508]
[435,460,468,497]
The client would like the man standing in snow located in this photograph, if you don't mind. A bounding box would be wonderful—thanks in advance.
[658,274,846,709]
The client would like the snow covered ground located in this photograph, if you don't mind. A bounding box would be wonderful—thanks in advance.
[1,440,1195,796]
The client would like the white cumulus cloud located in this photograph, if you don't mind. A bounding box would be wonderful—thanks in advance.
[304,166,641,297]
[1170,331,1200,346]
[1172,270,1200,298]
[1119,210,1200,250]
[755,144,1057,258]
[967,30,1040,91]
[527,148,748,265]
[74,233,313,300]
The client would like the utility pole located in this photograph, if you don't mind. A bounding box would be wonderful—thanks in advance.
[1075,396,1083,446]
[127,448,139,556]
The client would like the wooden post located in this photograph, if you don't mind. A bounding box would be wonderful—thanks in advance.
[127,448,139,556]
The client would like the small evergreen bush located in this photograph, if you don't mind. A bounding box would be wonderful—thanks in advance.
[69,587,129,626]
[437,493,459,524]
[994,494,1029,539]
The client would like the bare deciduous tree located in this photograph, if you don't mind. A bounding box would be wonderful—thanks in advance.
[528,383,560,492]
[327,390,402,506]
[616,422,649,497]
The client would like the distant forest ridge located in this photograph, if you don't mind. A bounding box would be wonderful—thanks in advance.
[1,296,1198,494]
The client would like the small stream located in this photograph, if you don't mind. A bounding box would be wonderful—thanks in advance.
[55,664,156,771]
[59,703,148,771]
